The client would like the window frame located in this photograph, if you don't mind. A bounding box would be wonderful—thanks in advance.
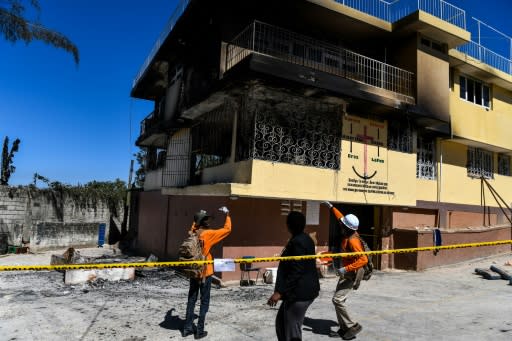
[498,154,511,176]
[459,75,491,109]
[467,147,494,179]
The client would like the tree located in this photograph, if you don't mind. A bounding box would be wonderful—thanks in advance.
[1,136,21,185]
[0,0,79,64]
[133,149,146,188]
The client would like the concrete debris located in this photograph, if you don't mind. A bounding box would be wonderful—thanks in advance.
[146,254,158,262]
[65,267,135,285]
[504,260,512,266]
[50,247,89,265]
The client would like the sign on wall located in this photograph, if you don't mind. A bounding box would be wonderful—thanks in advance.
[341,115,394,197]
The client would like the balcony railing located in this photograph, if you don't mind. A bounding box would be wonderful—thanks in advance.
[456,41,512,76]
[132,0,190,89]
[334,0,466,29]
[226,21,415,98]
[140,111,156,137]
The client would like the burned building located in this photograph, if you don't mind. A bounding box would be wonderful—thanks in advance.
[131,0,512,279]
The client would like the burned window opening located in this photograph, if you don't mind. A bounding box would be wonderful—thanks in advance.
[236,96,341,170]
[191,103,234,180]
[388,121,413,153]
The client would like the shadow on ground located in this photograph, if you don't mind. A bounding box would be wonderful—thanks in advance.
[303,317,338,336]
[159,308,191,332]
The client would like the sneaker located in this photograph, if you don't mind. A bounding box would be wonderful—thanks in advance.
[195,331,208,339]
[342,323,362,340]
[329,328,345,338]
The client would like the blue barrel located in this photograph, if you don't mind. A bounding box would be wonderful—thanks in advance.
[98,223,106,247]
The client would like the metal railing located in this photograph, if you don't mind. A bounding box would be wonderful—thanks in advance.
[334,0,466,29]
[132,0,190,89]
[456,41,512,75]
[140,111,155,136]
[226,21,415,98]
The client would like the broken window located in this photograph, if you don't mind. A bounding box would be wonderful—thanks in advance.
[236,96,341,170]
[467,147,493,179]
[388,121,413,153]
[416,136,436,180]
[191,103,234,177]
[498,154,510,176]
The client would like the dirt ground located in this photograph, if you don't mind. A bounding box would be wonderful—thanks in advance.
[1,248,511,341]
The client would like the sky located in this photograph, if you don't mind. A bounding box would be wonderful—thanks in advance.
[0,0,510,186]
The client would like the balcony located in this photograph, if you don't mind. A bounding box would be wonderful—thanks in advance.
[137,111,168,148]
[335,0,466,29]
[455,41,512,76]
[225,21,415,102]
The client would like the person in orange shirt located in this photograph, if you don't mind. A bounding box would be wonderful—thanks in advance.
[183,206,231,339]
[322,201,367,340]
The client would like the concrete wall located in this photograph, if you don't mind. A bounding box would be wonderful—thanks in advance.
[0,186,121,252]
[136,193,330,280]
[392,225,511,270]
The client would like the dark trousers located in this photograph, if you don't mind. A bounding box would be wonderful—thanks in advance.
[276,299,314,341]
[184,276,212,333]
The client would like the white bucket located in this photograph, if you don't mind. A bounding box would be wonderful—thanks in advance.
[263,267,278,284]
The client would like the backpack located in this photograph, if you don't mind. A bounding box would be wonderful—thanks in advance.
[349,235,374,281]
[178,230,206,279]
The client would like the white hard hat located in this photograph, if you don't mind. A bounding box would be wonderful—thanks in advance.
[341,214,359,230]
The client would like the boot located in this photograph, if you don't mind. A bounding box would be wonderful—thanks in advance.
[342,323,362,340]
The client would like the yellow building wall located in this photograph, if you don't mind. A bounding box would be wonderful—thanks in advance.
[450,69,512,150]
[436,141,512,206]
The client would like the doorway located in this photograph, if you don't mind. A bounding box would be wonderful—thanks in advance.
[328,204,376,252]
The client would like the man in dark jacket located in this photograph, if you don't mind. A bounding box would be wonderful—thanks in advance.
[267,211,320,341]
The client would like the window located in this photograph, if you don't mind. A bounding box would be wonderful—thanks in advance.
[417,137,436,180]
[498,154,510,176]
[459,76,491,108]
[388,121,413,153]
[467,147,493,179]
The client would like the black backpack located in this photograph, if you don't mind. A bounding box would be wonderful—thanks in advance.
[178,231,206,279]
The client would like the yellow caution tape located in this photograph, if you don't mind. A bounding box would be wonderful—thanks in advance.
[0,239,510,272]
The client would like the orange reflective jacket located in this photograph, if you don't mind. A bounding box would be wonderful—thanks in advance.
[190,215,232,277]
[331,207,368,272]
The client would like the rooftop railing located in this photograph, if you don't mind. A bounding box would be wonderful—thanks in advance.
[132,0,190,89]
[335,0,466,29]
[456,41,512,75]
[226,21,415,99]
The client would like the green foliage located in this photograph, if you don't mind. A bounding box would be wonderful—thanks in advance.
[32,173,127,218]
[133,149,146,188]
[1,136,21,185]
[0,0,79,64]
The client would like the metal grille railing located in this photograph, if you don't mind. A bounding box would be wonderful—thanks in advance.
[162,129,191,187]
[456,41,512,75]
[140,111,155,136]
[334,0,466,29]
[226,21,415,98]
[416,137,436,180]
[133,0,190,89]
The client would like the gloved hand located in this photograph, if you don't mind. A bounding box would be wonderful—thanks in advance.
[321,201,333,209]
[337,267,347,277]
[218,206,229,214]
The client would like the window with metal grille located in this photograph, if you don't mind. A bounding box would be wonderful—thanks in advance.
[236,95,341,170]
[388,121,413,153]
[459,76,491,108]
[416,136,436,180]
[191,103,234,176]
[498,154,510,176]
[467,147,493,179]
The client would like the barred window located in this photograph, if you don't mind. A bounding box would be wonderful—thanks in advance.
[388,121,413,153]
[236,96,341,170]
[467,147,493,179]
[416,137,436,180]
[498,154,510,176]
